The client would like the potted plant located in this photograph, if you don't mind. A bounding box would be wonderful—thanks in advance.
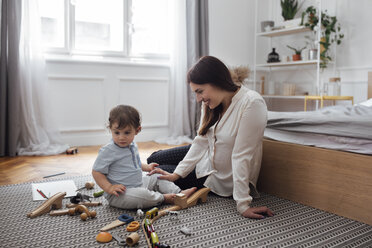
[280,0,303,27]
[300,6,344,68]
[287,45,306,61]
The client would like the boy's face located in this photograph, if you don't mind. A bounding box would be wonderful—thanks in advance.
[111,123,141,148]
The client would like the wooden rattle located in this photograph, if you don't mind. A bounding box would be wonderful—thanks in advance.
[126,221,140,232]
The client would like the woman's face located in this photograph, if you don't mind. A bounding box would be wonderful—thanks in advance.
[189,82,224,109]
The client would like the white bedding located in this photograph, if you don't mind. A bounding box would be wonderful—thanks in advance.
[265,101,372,155]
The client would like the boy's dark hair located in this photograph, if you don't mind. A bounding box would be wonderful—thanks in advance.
[108,105,141,129]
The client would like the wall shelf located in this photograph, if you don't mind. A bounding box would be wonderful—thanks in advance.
[257,26,311,37]
[262,95,307,99]
[257,60,319,67]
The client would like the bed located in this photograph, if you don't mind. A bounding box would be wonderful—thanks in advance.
[258,100,372,226]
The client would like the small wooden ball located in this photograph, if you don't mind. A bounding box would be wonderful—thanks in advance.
[90,210,97,218]
[80,212,88,221]
[68,208,75,216]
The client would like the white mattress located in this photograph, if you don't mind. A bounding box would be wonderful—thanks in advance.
[265,101,372,155]
[264,128,372,155]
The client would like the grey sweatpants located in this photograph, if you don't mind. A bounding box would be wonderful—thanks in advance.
[106,173,181,209]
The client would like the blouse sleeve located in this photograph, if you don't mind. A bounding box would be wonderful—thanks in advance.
[173,103,209,178]
[231,98,267,214]
[173,135,209,178]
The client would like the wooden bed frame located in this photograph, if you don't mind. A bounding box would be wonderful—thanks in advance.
[258,139,372,226]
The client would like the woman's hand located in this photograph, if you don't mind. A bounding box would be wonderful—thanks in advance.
[148,168,180,182]
[107,184,126,197]
[242,206,274,219]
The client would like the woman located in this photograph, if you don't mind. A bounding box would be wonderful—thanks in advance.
[148,56,274,219]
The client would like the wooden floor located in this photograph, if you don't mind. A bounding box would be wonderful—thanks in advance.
[0,142,181,186]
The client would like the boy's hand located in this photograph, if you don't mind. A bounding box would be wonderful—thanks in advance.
[147,162,159,171]
[107,184,126,197]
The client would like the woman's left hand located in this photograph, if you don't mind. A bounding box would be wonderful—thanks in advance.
[242,206,274,219]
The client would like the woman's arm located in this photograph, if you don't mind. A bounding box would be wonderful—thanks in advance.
[231,99,273,218]
[92,170,126,197]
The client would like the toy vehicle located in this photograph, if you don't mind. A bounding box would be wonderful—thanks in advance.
[143,217,170,248]
[66,147,78,155]
[145,207,158,219]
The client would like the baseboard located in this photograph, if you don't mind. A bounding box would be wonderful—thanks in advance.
[60,127,169,146]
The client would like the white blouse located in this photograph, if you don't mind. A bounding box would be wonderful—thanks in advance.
[174,86,267,214]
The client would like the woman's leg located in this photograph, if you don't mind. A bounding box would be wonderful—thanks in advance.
[147,144,206,189]
[147,144,191,165]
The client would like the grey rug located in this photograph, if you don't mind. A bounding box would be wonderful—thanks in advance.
[0,175,371,248]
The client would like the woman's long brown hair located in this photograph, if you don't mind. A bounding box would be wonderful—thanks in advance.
[187,56,239,136]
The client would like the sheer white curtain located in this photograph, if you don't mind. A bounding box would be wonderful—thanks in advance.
[156,0,193,145]
[17,0,68,155]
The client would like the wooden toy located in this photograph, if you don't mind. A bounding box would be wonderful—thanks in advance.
[145,207,159,219]
[50,205,97,221]
[66,147,78,155]
[96,232,112,243]
[126,221,140,232]
[141,188,211,248]
[66,201,101,208]
[174,193,187,209]
[126,232,140,247]
[100,214,134,232]
[76,181,95,191]
[27,192,66,218]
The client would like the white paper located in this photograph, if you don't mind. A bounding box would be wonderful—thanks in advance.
[31,180,77,201]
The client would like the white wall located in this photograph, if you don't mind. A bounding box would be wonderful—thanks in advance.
[46,58,170,146]
[208,0,254,66]
[209,0,372,110]
[48,0,372,146]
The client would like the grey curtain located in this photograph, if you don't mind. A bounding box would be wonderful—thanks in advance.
[186,0,209,138]
[0,0,22,156]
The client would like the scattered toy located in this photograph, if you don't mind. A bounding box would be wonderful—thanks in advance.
[126,232,140,247]
[174,193,187,209]
[96,232,112,243]
[50,205,97,221]
[27,192,66,218]
[76,181,95,191]
[70,192,92,204]
[66,201,101,208]
[180,226,192,236]
[66,147,78,155]
[93,190,104,198]
[145,207,159,219]
[136,209,144,218]
[100,213,135,232]
[126,221,140,232]
[111,233,126,246]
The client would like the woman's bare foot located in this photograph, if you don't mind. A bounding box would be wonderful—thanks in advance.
[163,193,176,204]
[181,187,197,198]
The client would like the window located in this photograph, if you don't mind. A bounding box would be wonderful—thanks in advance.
[38,0,170,57]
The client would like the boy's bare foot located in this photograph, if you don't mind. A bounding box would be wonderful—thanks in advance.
[181,187,197,198]
[163,193,176,204]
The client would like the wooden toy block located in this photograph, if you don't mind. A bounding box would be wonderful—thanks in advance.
[27,192,66,218]
[174,193,187,209]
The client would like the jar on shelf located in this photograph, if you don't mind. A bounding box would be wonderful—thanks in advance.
[324,77,341,96]
[267,48,280,63]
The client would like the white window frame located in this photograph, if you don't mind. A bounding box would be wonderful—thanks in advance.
[43,0,169,60]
